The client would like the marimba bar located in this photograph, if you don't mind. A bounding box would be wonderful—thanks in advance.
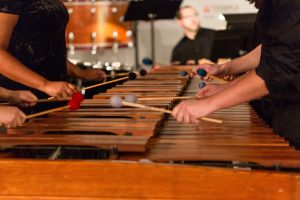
[1,67,300,169]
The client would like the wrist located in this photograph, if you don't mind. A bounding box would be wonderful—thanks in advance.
[0,87,12,101]
[38,79,50,93]
[206,96,222,114]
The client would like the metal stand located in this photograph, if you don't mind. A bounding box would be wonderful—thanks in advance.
[149,14,156,68]
[124,0,182,69]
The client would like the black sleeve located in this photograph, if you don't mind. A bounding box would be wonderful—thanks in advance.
[0,0,23,15]
[255,0,300,103]
[171,45,180,63]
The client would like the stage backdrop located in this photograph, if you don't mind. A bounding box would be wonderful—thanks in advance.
[67,0,257,69]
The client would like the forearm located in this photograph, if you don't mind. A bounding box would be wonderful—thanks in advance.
[221,44,262,75]
[67,60,83,78]
[209,70,269,111]
[0,87,11,100]
[0,49,48,91]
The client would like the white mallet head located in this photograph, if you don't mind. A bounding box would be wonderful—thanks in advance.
[110,95,123,108]
[125,94,137,103]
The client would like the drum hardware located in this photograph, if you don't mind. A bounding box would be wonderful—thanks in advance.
[91,32,97,55]
[64,1,133,49]
[67,7,73,15]
[126,30,134,48]
[90,7,96,15]
[112,31,119,54]
[68,32,75,55]
[111,7,118,14]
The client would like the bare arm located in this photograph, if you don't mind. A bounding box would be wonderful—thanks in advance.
[211,70,268,110]
[0,13,48,91]
[67,60,82,78]
[173,71,269,123]
[67,60,106,82]
[221,45,262,75]
[0,87,37,107]
[195,45,262,78]
[0,13,77,97]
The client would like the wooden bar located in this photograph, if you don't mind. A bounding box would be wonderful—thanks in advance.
[0,160,299,199]
[2,66,300,168]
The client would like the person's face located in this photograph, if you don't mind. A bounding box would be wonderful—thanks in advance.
[178,8,200,32]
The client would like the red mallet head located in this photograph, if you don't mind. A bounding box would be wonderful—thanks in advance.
[68,99,81,111]
[152,66,159,71]
[72,92,84,102]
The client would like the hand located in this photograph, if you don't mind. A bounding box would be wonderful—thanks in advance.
[0,106,26,128]
[186,60,196,65]
[198,58,214,65]
[192,63,226,79]
[7,90,38,107]
[172,99,216,124]
[81,68,106,82]
[223,75,237,81]
[196,84,228,99]
[43,81,78,98]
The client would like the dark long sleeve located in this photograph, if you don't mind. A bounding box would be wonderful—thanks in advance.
[255,0,300,104]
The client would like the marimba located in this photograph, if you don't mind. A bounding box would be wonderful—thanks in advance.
[0,160,299,199]
[120,78,300,168]
[2,67,300,168]
[0,66,300,198]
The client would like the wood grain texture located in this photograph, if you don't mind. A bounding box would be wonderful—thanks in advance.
[0,160,300,199]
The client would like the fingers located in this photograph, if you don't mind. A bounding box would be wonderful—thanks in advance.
[8,91,38,107]
[183,111,191,123]
[192,64,220,80]
[172,102,183,119]
[98,70,107,82]
[196,84,224,99]
[173,99,210,125]
[22,91,38,106]
[186,60,196,65]
[62,83,77,97]
[191,64,210,78]
[204,76,213,82]
[82,69,106,81]
[196,89,207,99]
[172,102,187,123]
[173,102,199,124]
[15,109,26,127]
[223,75,236,81]
[96,69,106,79]
[67,83,78,92]
[24,91,38,102]
[53,82,78,98]
[43,81,79,98]
[196,84,212,99]
[5,107,26,128]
